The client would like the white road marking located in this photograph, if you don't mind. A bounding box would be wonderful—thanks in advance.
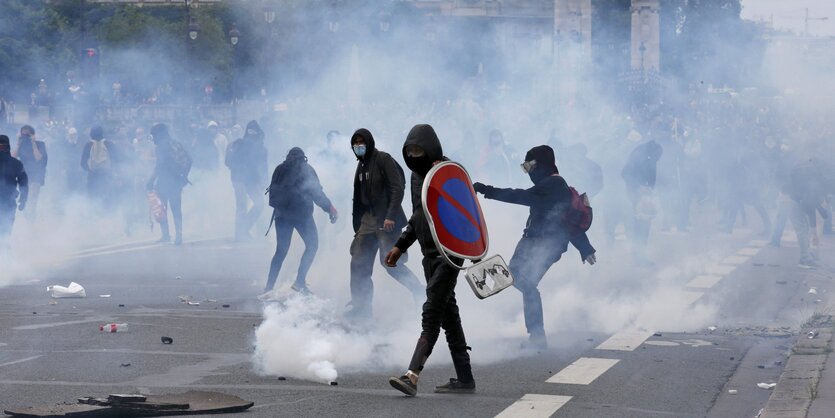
[546,357,620,385]
[676,290,705,306]
[643,341,680,347]
[737,247,761,256]
[748,240,769,247]
[0,355,42,368]
[706,264,736,275]
[494,394,573,418]
[596,330,653,351]
[13,317,111,330]
[721,255,750,265]
[677,339,713,348]
[686,275,722,289]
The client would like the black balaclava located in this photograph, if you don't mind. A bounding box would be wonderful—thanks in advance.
[150,123,170,145]
[403,124,443,177]
[0,135,10,152]
[244,120,264,141]
[286,147,307,163]
[524,145,558,184]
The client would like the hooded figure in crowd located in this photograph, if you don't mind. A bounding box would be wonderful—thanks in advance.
[346,128,424,320]
[12,125,46,220]
[81,125,119,204]
[226,120,268,241]
[147,123,191,245]
[474,145,597,349]
[0,135,28,242]
[264,147,338,294]
[621,139,663,259]
[385,124,475,396]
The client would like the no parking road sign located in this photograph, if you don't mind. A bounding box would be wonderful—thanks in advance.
[422,161,489,264]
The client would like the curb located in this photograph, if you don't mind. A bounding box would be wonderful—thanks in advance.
[759,316,834,418]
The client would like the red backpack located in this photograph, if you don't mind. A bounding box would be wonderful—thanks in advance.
[562,186,593,238]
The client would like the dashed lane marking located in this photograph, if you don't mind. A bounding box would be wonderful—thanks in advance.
[721,255,750,265]
[546,357,620,385]
[748,240,769,247]
[596,330,654,351]
[675,290,705,306]
[494,394,573,418]
[686,275,722,289]
[706,264,736,275]
[737,247,761,256]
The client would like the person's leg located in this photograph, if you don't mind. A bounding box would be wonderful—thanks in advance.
[508,237,561,346]
[265,217,294,291]
[754,199,771,236]
[378,230,425,302]
[293,215,319,289]
[245,182,264,235]
[439,282,474,386]
[348,233,378,317]
[770,194,789,246]
[170,189,183,244]
[789,202,812,265]
[232,181,247,239]
[156,190,171,242]
[25,183,40,220]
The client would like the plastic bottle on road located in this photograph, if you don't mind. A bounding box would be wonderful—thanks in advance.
[100,323,129,333]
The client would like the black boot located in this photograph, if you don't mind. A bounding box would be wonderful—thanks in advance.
[434,378,475,394]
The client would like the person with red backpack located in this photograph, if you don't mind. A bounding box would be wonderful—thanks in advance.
[146,123,191,245]
[473,145,596,350]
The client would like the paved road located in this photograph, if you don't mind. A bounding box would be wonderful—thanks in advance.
[0,225,832,417]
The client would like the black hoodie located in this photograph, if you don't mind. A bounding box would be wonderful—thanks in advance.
[269,147,332,220]
[351,128,408,233]
[0,151,28,208]
[226,120,268,185]
[395,124,447,256]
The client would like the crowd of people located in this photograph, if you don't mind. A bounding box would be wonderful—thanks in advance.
[1,79,834,396]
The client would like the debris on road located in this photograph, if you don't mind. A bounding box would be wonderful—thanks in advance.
[728,389,738,395]
[4,390,254,417]
[120,363,131,367]
[100,323,129,333]
[757,382,776,390]
[222,304,230,308]
[707,326,717,331]
[808,287,818,295]
[47,282,86,298]
[775,280,787,285]
[277,376,286,381]
[330,381,338,386]
[808,330,819,339]
[48,301,58,305]
[161,336,173,344]
[99,295,111,298]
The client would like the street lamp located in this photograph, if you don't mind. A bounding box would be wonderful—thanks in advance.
[229,25,240,46]
[188,16,200,40]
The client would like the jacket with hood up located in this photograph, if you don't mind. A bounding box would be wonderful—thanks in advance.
[0,151,28,209]
[394,124,448,257]
[351,128,408,233]
[226,121,268,185]
[270,147,332,221]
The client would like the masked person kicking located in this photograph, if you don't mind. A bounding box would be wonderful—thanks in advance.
[474,145,596,350]
[264,147,338,295]
[385,124,475,396]
[347,128,424,320]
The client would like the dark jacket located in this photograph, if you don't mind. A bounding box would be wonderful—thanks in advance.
[16,137,47,185]
[621,140,663,191]
[270,148,332,221]
[226,121,268,185]
[480,174,595,258]
[395,124,446,257]
[150,139,190,193]
[0,152,28,209]
[351,128,408,233]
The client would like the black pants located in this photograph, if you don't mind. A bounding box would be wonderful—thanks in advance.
[349,231,424,317]
[407,256,473,383]
[0,205,15,240]
[265,215,318,291]
[157,188,183,240]
[508,236,569,338]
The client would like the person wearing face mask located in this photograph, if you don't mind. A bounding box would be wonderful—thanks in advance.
[346,128,423,320]
[225,120,268,241]
[0,135,28,245]
[385,124,476,396]
[473,145,597,349]
[12,125,47,220]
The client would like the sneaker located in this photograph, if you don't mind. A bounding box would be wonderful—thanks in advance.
[434,378,475,394]
[389,375,417,396]
[521,333,548,350]
[291,283,313,295]
[798,259,818,269]
[174,236,183,246]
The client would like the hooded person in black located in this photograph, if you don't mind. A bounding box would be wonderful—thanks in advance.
[264,147,338,294]
[474,145,596,349]
[385,124,475,396]
[146,123,191,245]
[621,139,663,258]
[13,125,46,220]
[225,120,268,241]
[0,135,28,242]
[347,128,423,319]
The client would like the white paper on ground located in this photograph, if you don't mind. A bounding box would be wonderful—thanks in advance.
[47,282,86,298]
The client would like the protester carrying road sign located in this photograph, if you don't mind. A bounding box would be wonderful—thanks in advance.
[474,145,597,350]
[385,124,475,396]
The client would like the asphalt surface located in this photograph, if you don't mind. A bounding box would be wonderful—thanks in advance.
[1,222,832,418]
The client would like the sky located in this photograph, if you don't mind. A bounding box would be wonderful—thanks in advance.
[742,0,835,37]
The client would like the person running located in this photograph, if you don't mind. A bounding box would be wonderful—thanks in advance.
[0,135,28,245]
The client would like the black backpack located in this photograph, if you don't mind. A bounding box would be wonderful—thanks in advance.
[170,140,192,181]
